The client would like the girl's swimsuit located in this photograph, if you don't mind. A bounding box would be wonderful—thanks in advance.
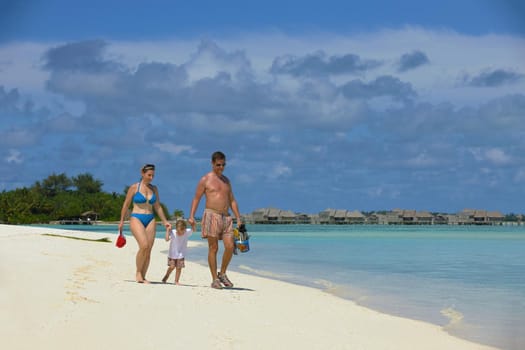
[131,182,157,227]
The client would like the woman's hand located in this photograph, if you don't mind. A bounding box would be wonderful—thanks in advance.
[165,223,173,241]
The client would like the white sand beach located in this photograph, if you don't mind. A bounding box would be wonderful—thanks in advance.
[0,224,498,350]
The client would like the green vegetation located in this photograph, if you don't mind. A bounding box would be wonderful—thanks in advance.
[0,172,178,225]
[172,209,184,219]
[504,213,520,222]
[42,233,112,243]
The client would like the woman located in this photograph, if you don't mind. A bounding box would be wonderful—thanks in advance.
[119,164,171,283]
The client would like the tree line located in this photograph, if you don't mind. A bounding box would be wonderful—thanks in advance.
[0,173,179,224]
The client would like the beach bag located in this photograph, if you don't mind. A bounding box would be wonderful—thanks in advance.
[233,224,250,253]
[116,229,126,248]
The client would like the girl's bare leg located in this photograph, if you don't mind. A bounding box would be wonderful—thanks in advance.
[175,267,182,285]
[162,266,175,283]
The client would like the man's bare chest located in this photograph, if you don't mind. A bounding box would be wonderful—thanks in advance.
[206,176,229,194]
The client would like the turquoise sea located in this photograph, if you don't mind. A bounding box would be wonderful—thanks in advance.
[40,223,524,350]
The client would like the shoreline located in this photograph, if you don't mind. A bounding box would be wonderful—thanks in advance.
[46,219,523,226]
[0,224,499,350]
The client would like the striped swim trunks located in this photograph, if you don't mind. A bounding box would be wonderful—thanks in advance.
[201,208,233,240]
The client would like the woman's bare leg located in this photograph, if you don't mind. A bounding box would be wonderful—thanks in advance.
[130,218,152,283]
[140,219,157,281]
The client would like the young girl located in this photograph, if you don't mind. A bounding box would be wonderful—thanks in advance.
[162,220,194,285]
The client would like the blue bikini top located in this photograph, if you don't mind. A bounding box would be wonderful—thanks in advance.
[133,182,157,205]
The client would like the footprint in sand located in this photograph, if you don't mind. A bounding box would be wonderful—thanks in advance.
[65,259,108,304]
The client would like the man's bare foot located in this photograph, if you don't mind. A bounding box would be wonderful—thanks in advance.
[175,281,180,285]
[162,276,168,283]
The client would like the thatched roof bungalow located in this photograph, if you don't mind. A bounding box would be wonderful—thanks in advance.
[347,210,365,224]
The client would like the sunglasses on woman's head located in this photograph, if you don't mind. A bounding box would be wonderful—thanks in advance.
[142,164,155,171]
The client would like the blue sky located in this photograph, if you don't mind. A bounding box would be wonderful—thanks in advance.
[1,0,525,215]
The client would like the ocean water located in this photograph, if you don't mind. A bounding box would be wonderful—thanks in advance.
[40,223,524,350]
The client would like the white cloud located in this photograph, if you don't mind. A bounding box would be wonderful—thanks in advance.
[236,173,255,184]
[470,147,512,165]
[367,186,401,199]
[406,152,438,167]
[5,149,23,164]
[268,135,280,144]
[367,187,384,198]
[484,148,512,164]
[268,163,292,179]
[0,42,51,91]
[0,129,39,147]
[3,28,525,106]
[184,40,252,84]
[153,142,195,155]
[1,28,525,212]
[514,168,525,183]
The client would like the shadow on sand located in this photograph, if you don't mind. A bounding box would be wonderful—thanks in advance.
[124,280,254,291]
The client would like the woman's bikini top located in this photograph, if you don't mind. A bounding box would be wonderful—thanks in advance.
[133,182,157,205]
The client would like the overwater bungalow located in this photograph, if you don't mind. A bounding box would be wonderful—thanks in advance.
[243,207,508,226]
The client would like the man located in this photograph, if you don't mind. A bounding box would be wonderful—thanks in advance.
[188,151,242,289]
